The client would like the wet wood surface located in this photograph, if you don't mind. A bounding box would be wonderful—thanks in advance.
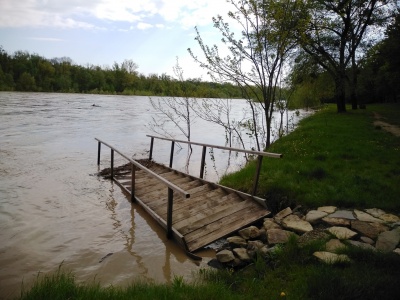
[113,161,271,253]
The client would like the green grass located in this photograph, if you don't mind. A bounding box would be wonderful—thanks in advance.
[19,238,400,300]
[220,104,400,212]
[18,265,240,300]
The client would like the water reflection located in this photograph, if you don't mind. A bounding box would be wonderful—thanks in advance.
[104,181,195,285]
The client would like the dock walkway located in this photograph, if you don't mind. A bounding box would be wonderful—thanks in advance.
[96,136,282,256]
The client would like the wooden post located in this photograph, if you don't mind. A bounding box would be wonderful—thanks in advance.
[149,137,154,160]
[169,141,175,168]
[200,145,207,179]
[252,155,263,196]
[110,149,114,180]
[97,141,101,165]
[131,163,136,202]
[167,187,173,239]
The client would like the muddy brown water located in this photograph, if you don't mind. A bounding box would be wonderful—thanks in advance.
[0,92,308,299]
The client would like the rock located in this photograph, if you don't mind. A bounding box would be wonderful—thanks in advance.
[267,228,297,245]
[233,248,251,262]
[207,258,224,269]
[347,240,376,251]
[365,208,386,218]
[274,207,292,222]
[282,214,313,233]
[379,214,400,223]
[258,228,268,243]
[322,217,351,227]
[230,258,247,268]
[318,206,337,214]
[354,210,385,223]
[297,229,330,246]
[325,239,346,252]
[394,248,400,255]
[327,226,358,240]
[351,220,389,239]
[238,226,260,240]
[216,249,235,263]
[375,228,400,252]
[327,210,356,220]
[305,210,328,224]
[313,251,351,264]
[360,236,375,245]
[259,245,271,257]
[263,218,281,231]
[247,240,265,251]
[227,236,248,248]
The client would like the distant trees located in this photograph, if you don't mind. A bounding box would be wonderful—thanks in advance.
[0,47,243,98]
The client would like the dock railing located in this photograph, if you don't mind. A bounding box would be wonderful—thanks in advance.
[146,135,282,197]
[95,137,190,239]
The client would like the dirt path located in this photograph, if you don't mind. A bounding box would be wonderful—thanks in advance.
[373,112,400,137]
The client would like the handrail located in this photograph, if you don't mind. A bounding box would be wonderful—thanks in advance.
[96,137,191,239]
[146,134,282,158]
[146,134,282,196]
[95,138,190,199]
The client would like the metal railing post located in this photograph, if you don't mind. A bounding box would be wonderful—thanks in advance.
[252,155,263,196]
[169,141,175,168]
[131,164,136,202]
[167,187,173,239]
[149,137,154,160]
[97,141,101,165]
[110,149,114,180]
[200,145,207,179]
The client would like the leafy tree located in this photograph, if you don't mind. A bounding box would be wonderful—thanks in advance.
[298,0,391,112]
[17,72,36,91]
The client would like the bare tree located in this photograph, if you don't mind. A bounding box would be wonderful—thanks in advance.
[148,58,195,160]
[189,0,305,148]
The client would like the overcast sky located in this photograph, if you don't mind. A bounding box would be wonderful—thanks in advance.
[0,0,234,79]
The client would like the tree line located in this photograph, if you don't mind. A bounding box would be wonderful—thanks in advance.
[0,48,244,99]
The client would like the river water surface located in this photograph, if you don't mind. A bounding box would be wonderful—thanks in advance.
[0,92,309,299]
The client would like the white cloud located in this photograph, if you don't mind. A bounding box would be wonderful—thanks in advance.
[0,0,232,29]
[137,22,153,30]
[28,37,65,42]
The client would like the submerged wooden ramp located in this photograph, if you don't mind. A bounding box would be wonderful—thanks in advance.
[96,136,282,256]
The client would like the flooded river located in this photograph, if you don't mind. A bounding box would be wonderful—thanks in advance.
[0,92,308,299]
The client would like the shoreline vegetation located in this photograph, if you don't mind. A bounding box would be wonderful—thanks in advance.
[17,103,400,300]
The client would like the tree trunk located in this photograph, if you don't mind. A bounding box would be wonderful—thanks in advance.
[350,50,358,110]
[335,73,347,113]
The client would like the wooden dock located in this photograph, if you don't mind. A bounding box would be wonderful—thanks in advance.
[96,136,282,256]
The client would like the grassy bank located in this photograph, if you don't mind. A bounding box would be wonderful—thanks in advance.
[221,103,400,213]
[17,103,400,299]
[18,239,400,300]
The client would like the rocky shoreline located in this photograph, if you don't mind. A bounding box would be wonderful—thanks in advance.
[210,206,400,268]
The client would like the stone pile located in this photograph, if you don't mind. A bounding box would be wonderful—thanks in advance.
[212,206,400,268]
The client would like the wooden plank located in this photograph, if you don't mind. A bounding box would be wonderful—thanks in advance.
[186,208,270,252]
[185,205,269,245]
[147,184,213,210]
[139,181,203,208]
[156,190,229,223]
[165,187,226,210]
[149,187,222,217]
[171,191,236,223]
[176,200,252,234]
[135,181,167,197]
